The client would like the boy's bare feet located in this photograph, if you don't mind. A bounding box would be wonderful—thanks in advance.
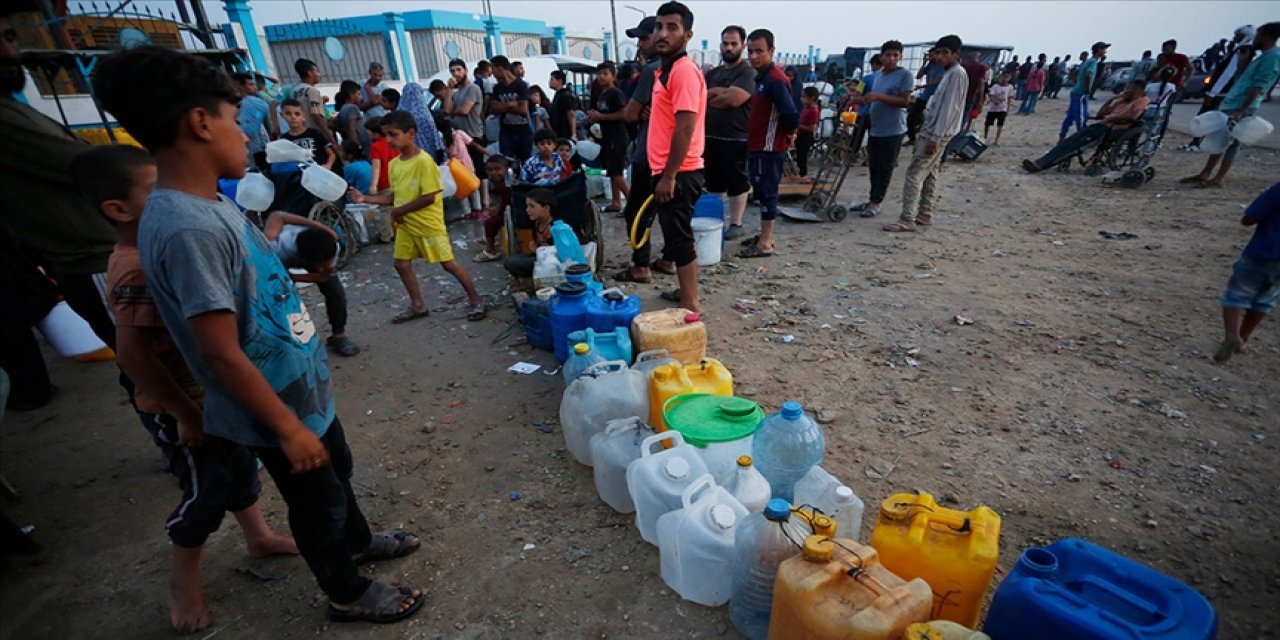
[246,532,299,557]
[170,547,211,634]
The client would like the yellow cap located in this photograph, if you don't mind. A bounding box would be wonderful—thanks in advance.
[904,623,943,640]
[573,343,589,355]
[801,535,833,562]
[811,515,837,537]
[737,455,753,467]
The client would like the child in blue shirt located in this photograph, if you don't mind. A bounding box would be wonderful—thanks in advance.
[1216,181,1280,362]
[340,140,373,195]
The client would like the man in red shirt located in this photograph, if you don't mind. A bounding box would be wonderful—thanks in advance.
[647,1,707,314]
[1153,39,1194,89]
[742,28,799,259]
[959,51,991,131]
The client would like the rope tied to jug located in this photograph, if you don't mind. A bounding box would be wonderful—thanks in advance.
[892,501,972,533]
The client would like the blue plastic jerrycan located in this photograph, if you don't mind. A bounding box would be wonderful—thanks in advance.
[984,538,1217,640]
[587,288,642,334]
[568,327,633,365]
[551,220,587,267]
[550,282,589,363]
[519,297,554,352]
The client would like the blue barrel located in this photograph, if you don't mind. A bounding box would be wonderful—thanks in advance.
[693,193,724,220]
[586,289,642,334]
[565,263,603,294]
[549,282,589,363]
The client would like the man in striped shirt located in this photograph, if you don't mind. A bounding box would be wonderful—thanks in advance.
[742,28,799,258]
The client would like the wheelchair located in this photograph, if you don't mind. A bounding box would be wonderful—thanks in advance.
[1053,92,1174,188]
[265,165,362,269]
[502,170,606,273]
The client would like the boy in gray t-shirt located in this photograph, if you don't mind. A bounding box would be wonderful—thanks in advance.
[852,40,915,218]
[96,45,425,624]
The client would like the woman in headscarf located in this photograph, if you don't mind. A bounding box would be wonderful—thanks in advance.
[397,82,446,163]
[784,65,805,113]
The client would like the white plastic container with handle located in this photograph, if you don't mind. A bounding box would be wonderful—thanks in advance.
[656,474,748,606]
[626,431,710,544]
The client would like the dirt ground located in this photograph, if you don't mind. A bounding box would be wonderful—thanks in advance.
[3,102,1279,640]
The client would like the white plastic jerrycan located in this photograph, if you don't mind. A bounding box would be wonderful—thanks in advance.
[631,348,680,378]
[560,361,648,466]
[656,474,749,607]
[794,465,865,541]
[590,416,656,513]
[626,431,711,545]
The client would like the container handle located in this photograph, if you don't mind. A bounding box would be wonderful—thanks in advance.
[639,431,684,458]
[599,286,624,298]
[582,360,629,377]
[681,474,717,509]
[1074,575,1162,618]
[602,416,645,438]
[634,349,671,364]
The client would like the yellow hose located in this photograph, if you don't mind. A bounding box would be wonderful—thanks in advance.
[629,195,654,249]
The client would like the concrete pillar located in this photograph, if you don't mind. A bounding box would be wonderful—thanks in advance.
[221,0,268,73]
[384,12,414,82]
[484,19,503,58]
[603,31,613,61]
[552,26,567,55]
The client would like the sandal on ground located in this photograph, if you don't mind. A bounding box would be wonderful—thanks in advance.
[915,216,934,226]
[391,308,430,324]
[327,582,425,624]
[353,530,421,564]
[739,234,761,247]
[660,289,681,303]
[649,260,677,275]
[882,221,917,232]
[603,205,623,214]
[473,250,501,262]
[467,303,488,321]
[611,268,652,284]
[327,336,361,357]
[738,245,775,259]
[1178,175,1206,184]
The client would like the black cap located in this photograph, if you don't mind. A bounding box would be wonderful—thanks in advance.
[626,16,656,39]
[1092,41,1111,51]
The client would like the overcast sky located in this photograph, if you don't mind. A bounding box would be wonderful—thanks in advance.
[169,0,1268,61]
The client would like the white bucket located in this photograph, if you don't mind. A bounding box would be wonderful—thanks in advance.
[691,217,723,266]
[37,301,107,357]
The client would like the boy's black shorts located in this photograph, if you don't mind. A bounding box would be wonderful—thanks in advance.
[985,111,1007,127]
[601,136,629,177]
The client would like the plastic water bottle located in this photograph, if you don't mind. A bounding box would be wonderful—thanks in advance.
[795,466,865,540]
[562,343,604,385]
[730,499,810,640]
[730,455,771,513]
[551,220,587,266]
[751,401,825,503]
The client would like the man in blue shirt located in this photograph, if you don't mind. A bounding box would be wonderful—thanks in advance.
[850,42,912,218]
[1216,181,1280,363]
[234,73,277,170]
[1060,42,1107,140]
[1182,23,1280,188]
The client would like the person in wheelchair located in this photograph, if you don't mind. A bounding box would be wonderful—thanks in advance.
[502,188,558,278]
[1021,80,1149,174]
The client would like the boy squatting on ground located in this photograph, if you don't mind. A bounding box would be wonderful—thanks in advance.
[1216,181,1280,363]
[263,210,361,357]
[349,110,488,322]
[71,145,298,635]
[95,45,426,625]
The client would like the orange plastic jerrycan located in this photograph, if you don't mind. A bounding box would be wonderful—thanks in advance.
[769,535,933,640]
[648,358,733,430]
[632,308,707,366]
[869,493,1000,628]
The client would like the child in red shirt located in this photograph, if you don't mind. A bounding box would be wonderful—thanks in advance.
[795,86,822,177]
[364,117,394,193]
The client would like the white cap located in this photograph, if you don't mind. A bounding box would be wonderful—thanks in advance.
[1235,25,1256,40]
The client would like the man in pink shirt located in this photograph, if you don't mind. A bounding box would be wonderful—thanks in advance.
[1019,62,1047,114]
[646,1,707,314]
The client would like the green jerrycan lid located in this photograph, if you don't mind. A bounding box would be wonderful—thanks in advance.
[662,393,763,448]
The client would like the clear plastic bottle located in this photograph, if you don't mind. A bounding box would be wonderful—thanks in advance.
[730,499,810,640]
[795,466,865,540]
[562,343,605,385]
[751,401,825,503]
[730,455,772,513]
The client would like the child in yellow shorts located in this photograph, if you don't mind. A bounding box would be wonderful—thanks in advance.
[350,111,487,322]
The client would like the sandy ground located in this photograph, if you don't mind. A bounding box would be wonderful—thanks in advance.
[2,100,1279,639]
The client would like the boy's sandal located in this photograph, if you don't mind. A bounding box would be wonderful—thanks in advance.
[659,289,681,303]
[603,205,623,213]
[473,250,502,262]
[327,336,361,357]
[739,234,761,247]
[612,268,652,284]
[737,245,776,259]
[649,260,678,275]
[391,308,430,324]
[467,303,488,321]
[327,582,425,624]
[915,216,933,226]
[353,530,421,564]
[882,221,917,233]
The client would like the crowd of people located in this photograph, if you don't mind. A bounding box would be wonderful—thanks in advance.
[1,0,1279,633]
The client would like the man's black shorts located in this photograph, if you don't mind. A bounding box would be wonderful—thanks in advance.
[985,111,1007,127]
[703,138,750,196]
[650,170,705,268]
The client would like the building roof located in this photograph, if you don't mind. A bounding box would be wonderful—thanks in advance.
[265,9,546,42]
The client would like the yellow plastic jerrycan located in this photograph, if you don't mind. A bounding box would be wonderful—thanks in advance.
[903,620,991,640]
[769,535,933,640]
[631,308,707,365]
[648,358,733,430]
[869,493,1001,628]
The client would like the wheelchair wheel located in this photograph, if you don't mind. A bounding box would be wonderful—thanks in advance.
[1107,131,1150,172]
[1119,169,1146,189]
[582,201,606,273]
[308,202,359,269]
[1084,160,1107,177]
[1143,166,1156,183]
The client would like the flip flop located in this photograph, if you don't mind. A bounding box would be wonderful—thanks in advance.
[739,234,761,247]
[611,268,652,284]
[353,530,421,564]
[882,221,917,233]
[391,308,430,324]
[467,303,488,321]
[738,245,775,259]
[649,260,677,275]
[327,336,361,357]
[327,583,425,624]
[660,289,681,302]
[472,250,501,262]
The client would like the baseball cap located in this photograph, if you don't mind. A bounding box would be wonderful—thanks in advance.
[1092,41,1111,51]
[626,16,656,38]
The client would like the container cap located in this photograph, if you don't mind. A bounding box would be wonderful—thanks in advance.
[603,290,625,303]
[684,312,701,324]
[663,457,691,480]
[709,504,737,530]
[663,394,764,448]
[903,623,944,640]
[764,499,792,521]
[736,455,753,467]
[554,281,587,296]
[802,535,834,562]
[810,515,837,537]
[573,343,589,355]
[834,486,854,499]
[565,263,591,276]
[780,401,804,420]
